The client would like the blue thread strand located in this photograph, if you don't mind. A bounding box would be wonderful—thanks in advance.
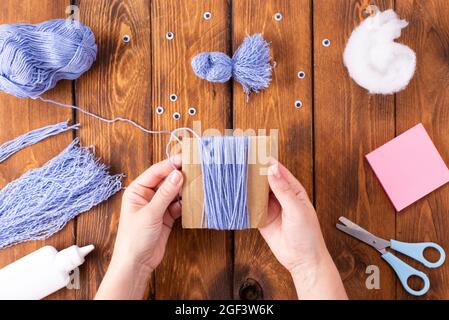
[0,138,123,249]
[37,96,173,136]
[0,19,97,98]
[191,34,272,95]
[0,121,79,163]
[200,136,250,230]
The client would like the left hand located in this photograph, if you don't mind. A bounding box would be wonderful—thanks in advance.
[110,155,183,273]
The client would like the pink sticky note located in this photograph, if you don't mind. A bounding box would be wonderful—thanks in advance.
[366,123,449,212]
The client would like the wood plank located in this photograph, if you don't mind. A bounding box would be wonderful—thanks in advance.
[313,0,397,299]
[151,0,232,299]
[0,0,75,300]
[395,0,449,299]
[232,0,312,300]
[75,0,152,299]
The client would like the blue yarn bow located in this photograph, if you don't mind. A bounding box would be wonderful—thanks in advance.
[191,34,272,95]
[0,19,97,98]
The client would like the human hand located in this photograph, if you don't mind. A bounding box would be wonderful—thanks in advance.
[260,161,327,273]
[96,156,183,300]
[111,155,183,273]
[260,161,347,299]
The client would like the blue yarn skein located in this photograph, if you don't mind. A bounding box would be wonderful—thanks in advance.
[0,19,97,98]
[191,34,272,95]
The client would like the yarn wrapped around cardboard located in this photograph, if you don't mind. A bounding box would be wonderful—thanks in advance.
[182,136,272,229]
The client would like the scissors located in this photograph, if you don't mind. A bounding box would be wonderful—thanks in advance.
[336,216,446,296]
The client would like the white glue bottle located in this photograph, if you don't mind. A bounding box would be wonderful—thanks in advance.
[0,244,94,300]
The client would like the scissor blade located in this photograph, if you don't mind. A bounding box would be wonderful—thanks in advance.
[338,217,370,233]
[336,217,390,252]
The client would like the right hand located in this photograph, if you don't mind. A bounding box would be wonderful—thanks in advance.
[260,161,347,300]
[259,161,330,275]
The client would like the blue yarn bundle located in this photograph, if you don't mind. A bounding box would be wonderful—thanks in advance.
[200,136,250,230]
[0,139,123,249]
[0,19,97,98]
[191,34,272,95]
[0,121,79,163]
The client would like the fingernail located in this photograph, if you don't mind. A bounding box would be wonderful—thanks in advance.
[170,170,182,184]
[268,164,281,178]
[269,157,278,166]
[173,153,182,167]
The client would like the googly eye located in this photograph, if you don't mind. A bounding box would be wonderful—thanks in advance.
[295,100,303,109]
[274,12,282,21]
[173,112,181,120]
[166,32,174,40]
[203,12,212,20]
[188,107,197,116]
[122,34,131,43]
[297,71,306,79]
[169,94,178,102]
[156,106,164,115]
[322,39,331,47]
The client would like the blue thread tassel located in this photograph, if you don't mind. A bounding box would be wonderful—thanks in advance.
[0,139,123,249]
[191,34,272,95]
[0,121,79,163]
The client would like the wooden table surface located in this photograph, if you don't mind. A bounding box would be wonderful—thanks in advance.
[0,0,448,300]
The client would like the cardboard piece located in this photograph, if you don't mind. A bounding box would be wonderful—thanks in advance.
[366,123,449,211]
[182,136,272,229]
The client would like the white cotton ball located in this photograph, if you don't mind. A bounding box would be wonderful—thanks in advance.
[343,9,416,95]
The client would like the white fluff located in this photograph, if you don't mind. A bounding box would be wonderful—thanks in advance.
[343,9,416,95]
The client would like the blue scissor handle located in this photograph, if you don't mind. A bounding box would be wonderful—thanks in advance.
[390,240,446,268]
[382,252,430,296]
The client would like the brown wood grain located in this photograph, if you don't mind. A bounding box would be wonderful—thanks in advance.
[395,0,449,299]
[313,0,397,299]
[151,0,233,299]
[0,0,75,300]
[74,0,153,299]
[232,0,312,300]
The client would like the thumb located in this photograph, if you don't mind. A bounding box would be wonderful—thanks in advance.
[144,170,183,223]
[267,164,302,214]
